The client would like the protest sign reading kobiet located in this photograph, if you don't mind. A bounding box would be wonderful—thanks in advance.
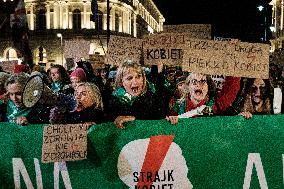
[142,33,186,66]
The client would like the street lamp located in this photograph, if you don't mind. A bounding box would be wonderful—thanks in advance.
[257,5,264,12]
[257,5,267,41]
[57,33,63,65]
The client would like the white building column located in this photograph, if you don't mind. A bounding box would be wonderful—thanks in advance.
[109,9,114,30]
[103,13,107,30]
[86,2,91,29]
[281,0,284,30]
[275,3,278,32]
[46,4,50,29]
[63,3,69,29]
[30,5,34,30]
[111,8,115,31]
[69,12,73,29]
[83,2,87,28]
[133,13,137,37]
[53,3,58,29]
[122,11,129,33]
[119,16,122,32]
[128,12,131,34]
[59,3,63,29]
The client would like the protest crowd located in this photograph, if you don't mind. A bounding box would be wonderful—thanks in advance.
[0,55,282,128]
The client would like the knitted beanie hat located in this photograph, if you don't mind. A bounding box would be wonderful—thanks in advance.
[70,68,87,81]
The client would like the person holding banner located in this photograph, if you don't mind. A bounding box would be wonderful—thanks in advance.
[107,60,167,128]
[238,78,273,119]
[49,82,105,126]
[167,73,240,124]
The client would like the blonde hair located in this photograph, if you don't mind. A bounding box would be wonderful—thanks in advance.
[115,60,147,95]
[76,82,104,110]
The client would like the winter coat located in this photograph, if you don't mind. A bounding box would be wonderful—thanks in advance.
[50,104,105,124]
[169,76,241,116]
[107,88,167,121]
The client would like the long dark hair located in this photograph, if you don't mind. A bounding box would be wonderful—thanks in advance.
[243,78,273,114]
[48,64,71,84]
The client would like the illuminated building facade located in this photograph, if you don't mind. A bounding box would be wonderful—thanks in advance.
[270,0,284,51]
[0,0,164,69]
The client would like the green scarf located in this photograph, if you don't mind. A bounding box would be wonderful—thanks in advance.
[113,82,156,106]
[172,98,186,115]
[51,82,63,92]
[7,100,31,123]
[203,97,215,115]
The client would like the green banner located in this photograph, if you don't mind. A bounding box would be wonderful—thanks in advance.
[0,115,283,189]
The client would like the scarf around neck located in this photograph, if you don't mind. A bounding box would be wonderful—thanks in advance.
[7,100,31,123]
[113,82,156,106]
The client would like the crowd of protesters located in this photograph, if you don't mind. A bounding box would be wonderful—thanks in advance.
[0,59,282,128]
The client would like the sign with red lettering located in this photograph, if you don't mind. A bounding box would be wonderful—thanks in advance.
[182,38,270,78]
[41,124,87,163]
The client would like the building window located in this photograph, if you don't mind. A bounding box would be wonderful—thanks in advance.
[6,48,18,60]
[97,10,103,32]
[73,9,81,30]
[36,9,46,30]
[35,46,47,64]
[115,13,119,32]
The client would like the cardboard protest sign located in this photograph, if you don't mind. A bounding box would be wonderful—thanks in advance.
[143,33,185,65]
[105,36,142,66]
[213,36,240,43]
[0,60,17,73]
[42,124,87,163]
[64,39,91,63]
[89,54,106,70]
[182,38,270,79]
[163,24,211,39]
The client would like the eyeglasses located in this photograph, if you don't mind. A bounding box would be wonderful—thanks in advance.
[190,79,207,86]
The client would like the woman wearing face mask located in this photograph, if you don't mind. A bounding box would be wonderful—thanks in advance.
[238,78,273,119]
[107,60,167,128]
[167,73,241,124]
[50,82,105,126]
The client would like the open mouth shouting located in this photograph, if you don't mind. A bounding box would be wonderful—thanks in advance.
[190,86,208,103]
[194,89,203,96]
[252,95,262,104]
[129,86,142,96]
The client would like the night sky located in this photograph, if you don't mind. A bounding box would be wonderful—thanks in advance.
[153,0,272,43]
